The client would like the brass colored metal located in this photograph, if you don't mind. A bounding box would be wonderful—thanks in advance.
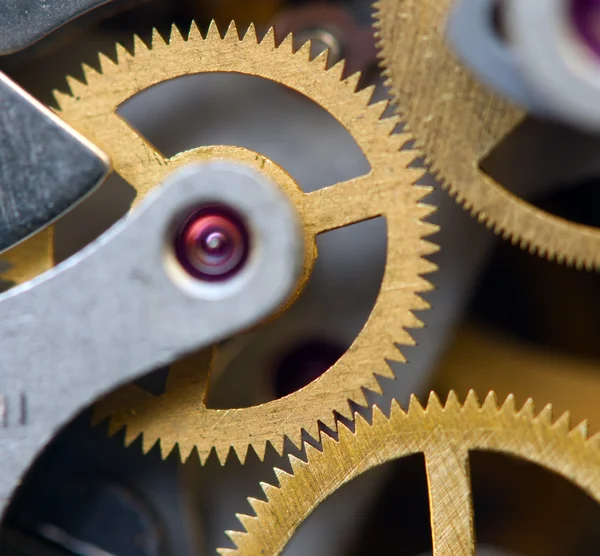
[221,392,600,555]
[0,228,54,285]
[41,23,440,462]
[374,0,600,268]
[436,325,600,431]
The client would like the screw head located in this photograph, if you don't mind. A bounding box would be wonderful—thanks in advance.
[175,206,249,281]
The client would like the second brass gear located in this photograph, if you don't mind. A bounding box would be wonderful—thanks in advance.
[16,23,438,462]
[374,0,600,268]
[222,391,600,555]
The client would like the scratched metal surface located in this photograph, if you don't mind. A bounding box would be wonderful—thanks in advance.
[0,73,108,253]
[0,0,116,54]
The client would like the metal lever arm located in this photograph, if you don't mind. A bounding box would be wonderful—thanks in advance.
[0,161,303,514]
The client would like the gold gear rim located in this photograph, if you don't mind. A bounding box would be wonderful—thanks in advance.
[33,23,439,463]
[221,391,600,555]
[374,0,600,269]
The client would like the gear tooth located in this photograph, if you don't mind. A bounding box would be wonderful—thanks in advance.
[248,493,270,514]
[206,20,222,41]
[97,51,116,74]
[343,71,363,93]
[138,432,157,454]
[569,420,589,440]
[390,398,406,418]
[408,394,425,415]
[535,404,554,425]
[52,89,73,110]
[106,418,126,438]
[367,98,389,119]
[463,390,480,410]
[217,546,237,556]
[405,310,424,329]
[372,117,397,137]
[426,391,443,413]
[65,75,87,97]
[232,443,249,464]
[243,22,258,42]
[554,411,572,433]
[327,59,346,80]
[169,23,185,44]
[376,357,398,380]
[225,20,240,41]
[312,47,330,69]
[188,20,202,40]
[218,445,236,465]
[158,438,176,459]
[115,42,132,62]
[81,63,100,85]
[371,404,390,429]
[519,398,536,418]
[236,513,258,532]
[284,455,304,477]
[260,27,276,46]
[122,422,142,446]
[354,409,371,432]
[176,440,194,463]
[261,479,284,502]
[589,431,600,449]
[272,469,294,492]
[278,32,294,52]
[150,28,165,48]
[482,391,499,412]
[444,390,462,411]
[132,34,149,56]
[267,435,286,458]
[500,394,517,414]
[297,40,313,60]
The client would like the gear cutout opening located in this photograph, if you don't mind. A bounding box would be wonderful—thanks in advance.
[205,217,387,409]
[479,117,600,228]
[116,72,371,192]
[277,454,431,555]
[471,451,600,555]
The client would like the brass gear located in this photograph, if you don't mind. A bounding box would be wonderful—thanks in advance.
[221,391,600,555]
[27,23,438,462]
[374,0,600,268]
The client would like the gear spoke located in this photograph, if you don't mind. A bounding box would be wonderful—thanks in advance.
[425,448,475,556]
[375,0,600,267]
[93,348,213,445]
[302,174,394,233]
[164,347,214,405]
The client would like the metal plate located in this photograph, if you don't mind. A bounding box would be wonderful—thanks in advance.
[0,72,109,253]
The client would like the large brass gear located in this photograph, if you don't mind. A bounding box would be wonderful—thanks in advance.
[374,0,600,268]
[222,391,600,555]
[24,23,438,463]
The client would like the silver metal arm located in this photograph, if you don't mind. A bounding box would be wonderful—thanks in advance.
[0,161,303,514]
